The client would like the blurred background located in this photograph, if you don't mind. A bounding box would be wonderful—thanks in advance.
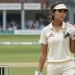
[0,0,75,75]
[0,0,75,33]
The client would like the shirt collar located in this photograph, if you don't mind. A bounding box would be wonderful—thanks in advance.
[49,22,53,29]
[49,21,66,29]
[62,21,66,29]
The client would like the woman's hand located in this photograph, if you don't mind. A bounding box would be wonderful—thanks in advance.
[35,71,42,75]
[67,25,75,35]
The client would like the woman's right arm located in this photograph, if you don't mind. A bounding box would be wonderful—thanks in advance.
[36,28,47,74]
[38,44,47,72]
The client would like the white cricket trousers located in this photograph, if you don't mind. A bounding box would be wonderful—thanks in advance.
[47,60,75,75]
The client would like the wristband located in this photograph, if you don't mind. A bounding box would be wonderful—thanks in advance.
[35,71,42,75]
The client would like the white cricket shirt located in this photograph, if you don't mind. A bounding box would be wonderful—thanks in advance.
[39,21,75,62]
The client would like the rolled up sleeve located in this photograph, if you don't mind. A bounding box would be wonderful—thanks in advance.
[39,29,47,45]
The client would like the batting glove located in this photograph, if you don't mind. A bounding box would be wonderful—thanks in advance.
[67,25,75,35]
[35,71,42,75]
[68,25,75,40]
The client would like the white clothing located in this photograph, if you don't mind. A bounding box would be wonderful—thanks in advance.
[39,21,75,62]
[47,60,75,75]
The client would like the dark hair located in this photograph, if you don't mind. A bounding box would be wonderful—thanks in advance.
[49,2,64,21]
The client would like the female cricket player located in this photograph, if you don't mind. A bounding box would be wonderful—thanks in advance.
[35,2,75,75]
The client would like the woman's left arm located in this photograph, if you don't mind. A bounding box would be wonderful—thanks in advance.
[70,39,75,53]
[69,24,75,53]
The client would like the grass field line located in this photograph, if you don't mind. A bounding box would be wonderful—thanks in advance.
[0,42,40,45]
[0,63,47,67]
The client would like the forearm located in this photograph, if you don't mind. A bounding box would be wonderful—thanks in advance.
[38,53,47,72]
[71,39,75,53]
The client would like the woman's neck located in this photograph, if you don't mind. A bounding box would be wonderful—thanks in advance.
[52,20,62,32]
[52,20,62,27]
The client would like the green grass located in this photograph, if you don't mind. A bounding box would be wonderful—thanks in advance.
[9,67,46,75]
[0,45,41,62]
[0,35,41,62]
[0,35,41,75]
[0,35,40,42]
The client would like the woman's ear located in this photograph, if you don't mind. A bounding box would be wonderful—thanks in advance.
[52,13,54,16]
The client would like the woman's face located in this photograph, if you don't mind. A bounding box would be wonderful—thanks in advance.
[53,9,67,21]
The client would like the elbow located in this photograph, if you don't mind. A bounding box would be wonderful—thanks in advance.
[71,49,75,54]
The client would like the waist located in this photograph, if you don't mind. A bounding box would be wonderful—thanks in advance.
[47,58,75,63]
